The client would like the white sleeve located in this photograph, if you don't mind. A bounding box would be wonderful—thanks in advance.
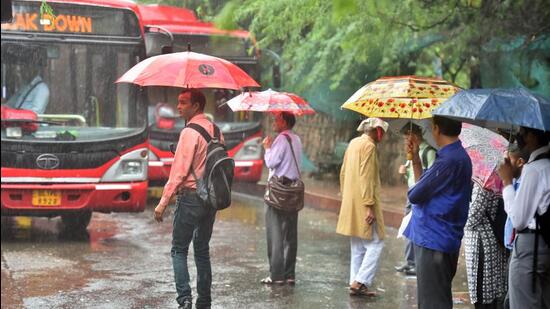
[504,166,539,230]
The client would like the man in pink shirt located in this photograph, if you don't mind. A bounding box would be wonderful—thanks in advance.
[154,89,223,309]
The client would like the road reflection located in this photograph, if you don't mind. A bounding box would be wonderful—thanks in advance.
[1,214,119,252]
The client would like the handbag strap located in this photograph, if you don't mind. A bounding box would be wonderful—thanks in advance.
[282,133,301,178]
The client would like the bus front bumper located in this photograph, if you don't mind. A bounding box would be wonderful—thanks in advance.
[1,181,147,216]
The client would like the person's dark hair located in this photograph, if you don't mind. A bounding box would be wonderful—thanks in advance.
[181,89,206,111]
[400,122,423,137]
[280,112,296,129]
[523,127,550,147]
[433,116,461,137]
[508,143,530,161]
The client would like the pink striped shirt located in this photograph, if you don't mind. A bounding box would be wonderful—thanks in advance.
[158,113,224,208]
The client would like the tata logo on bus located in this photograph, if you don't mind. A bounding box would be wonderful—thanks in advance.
[1,13,92,33]
[36,153,60,170]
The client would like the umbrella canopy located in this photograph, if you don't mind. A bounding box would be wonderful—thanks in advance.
[341,75,461,119]
[226,89,316,116]
[116,51,260,90]
[432,88,550,131]
[460,123,509,194]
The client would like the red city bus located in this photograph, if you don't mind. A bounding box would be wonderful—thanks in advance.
[1,0,149,230]
[138,4,264,185]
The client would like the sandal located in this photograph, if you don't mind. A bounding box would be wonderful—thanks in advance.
[349,284,377,297]
[286,278,296,285]
[260,277,285,285]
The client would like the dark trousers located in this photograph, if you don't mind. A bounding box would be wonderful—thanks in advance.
[172,192,216,308]
[404,203,415,266]
[266,205,298,281]
[415,245,459,309]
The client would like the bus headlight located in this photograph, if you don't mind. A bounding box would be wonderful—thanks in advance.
[121,160,143,175]
[234,137,262,161]
[101,148,148,182]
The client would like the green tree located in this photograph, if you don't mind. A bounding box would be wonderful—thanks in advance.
[140,0,550,116]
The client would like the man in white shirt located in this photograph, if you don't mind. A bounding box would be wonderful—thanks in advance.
[498,126,550,309]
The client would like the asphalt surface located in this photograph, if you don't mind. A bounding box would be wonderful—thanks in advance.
[1,192,472,308]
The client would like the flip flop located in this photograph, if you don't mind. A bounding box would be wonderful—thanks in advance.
[260,277,285,285]
[349,284,377,297]
[286,278,296,285]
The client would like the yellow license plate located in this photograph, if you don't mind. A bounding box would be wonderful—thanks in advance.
[32,190,62,206]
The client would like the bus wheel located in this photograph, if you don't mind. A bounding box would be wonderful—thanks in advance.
[61,211,92,231]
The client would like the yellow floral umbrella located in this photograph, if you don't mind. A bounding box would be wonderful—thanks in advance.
[341,75,461,119]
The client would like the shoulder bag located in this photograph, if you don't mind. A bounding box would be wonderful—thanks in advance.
[263,134,305,213]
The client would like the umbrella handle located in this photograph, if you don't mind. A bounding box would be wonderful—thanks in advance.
[406,120,413,161]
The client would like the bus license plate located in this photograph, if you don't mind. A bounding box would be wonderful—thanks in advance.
[32,190,62,206]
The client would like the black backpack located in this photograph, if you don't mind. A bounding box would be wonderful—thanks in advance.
[186,123,234,210]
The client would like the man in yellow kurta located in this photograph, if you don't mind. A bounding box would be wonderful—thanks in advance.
[337,117,388,296]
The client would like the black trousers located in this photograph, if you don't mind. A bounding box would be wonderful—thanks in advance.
[415,244,459,309]
[266,206,298,281]
[404,202,415,266]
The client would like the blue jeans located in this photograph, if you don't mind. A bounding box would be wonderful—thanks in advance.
[172,192,216,308]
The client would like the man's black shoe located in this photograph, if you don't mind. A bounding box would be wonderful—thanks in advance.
[405,267,416,276]
[178,299,192,309]
[394,264,412,272]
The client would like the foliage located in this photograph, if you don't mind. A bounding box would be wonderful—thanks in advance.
[40,0,55,19]
[139,0,550,118]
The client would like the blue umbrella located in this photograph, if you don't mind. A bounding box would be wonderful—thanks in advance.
[432,88,550,131]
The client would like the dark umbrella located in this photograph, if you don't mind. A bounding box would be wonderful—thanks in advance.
[432,88,550,131]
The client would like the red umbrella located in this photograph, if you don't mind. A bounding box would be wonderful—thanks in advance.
[226,89,315,116]
[116,51,260,90]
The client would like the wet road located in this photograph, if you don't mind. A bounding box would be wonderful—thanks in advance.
[2,192,472,308]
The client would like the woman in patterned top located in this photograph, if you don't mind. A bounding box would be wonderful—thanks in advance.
[464,182,508,308]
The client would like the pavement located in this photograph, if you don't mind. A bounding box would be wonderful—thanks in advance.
[1,194,472,308]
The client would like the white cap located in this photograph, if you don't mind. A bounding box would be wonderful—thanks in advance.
[356,118,389,133]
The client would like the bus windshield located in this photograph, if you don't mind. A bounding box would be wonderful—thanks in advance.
[1,41,146,142]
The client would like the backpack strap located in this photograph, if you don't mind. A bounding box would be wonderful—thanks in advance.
[186,122,221,143]
[184,122,223,183]
[282,134,301,178]
[530,150,550,293]
[533,151,550,162]
[186,123,212,143]
[185,123,211,183]
[420,145,435,170]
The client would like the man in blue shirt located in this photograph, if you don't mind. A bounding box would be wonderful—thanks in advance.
[404,116,472,309]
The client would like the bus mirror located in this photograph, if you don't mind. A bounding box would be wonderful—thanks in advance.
[144,31,173,57]
[1,0,13,23]
[272,64,281,89]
